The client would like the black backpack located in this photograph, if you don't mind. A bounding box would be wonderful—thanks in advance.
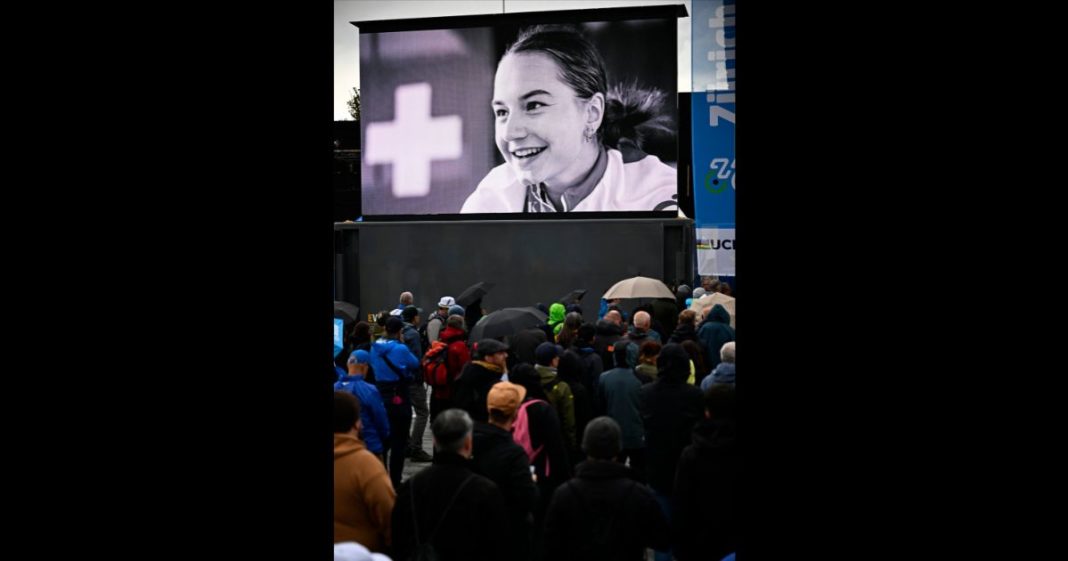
[407,473,475,561]
[566,479,637,558]
[417,325,430,358]
[417,313,445,356]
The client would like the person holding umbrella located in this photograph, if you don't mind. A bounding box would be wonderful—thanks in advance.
[456,281,493,332]
[508,326,547,371]
[467,307,548,342]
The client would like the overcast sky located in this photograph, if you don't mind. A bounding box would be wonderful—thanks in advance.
[334,0,693,120]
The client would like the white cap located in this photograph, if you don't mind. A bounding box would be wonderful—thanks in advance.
[437,296,456,308]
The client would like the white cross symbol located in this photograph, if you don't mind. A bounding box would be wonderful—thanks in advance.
[364,83,463,198]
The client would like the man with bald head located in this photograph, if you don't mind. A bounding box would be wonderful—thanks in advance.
[395,291,414,312]
[632,311,661,344]
[593,309,626,371]
[616,310,662,375]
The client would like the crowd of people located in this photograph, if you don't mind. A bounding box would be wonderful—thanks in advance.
[334,276,737,561]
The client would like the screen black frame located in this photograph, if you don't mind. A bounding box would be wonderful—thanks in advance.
[351,4,689,222]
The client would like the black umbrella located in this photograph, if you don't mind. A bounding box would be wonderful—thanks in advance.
[556,289,587,306]
[456,281,495,308]
[468,307,548,342]
[334,301,360,324]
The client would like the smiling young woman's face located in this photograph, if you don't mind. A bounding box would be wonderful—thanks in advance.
[492,52,601,189]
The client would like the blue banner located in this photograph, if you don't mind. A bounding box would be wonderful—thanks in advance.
[691,0,736,276]
[334,318,345,359]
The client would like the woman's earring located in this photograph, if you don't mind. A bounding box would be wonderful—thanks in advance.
[583,126,596,143]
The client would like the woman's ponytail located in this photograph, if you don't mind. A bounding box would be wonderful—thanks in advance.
[600,82,674,150]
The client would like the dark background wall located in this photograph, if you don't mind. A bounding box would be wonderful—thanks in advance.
[334,218,692,325]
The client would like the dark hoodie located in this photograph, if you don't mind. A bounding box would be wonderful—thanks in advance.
[672,419,739,561]
[592,319,624,369]
[465,297,484,333]
[543,459,669,561]
[508,366,573,491]
[697,304,736,371]
[453,360,505,423]
[471,422,539,561]
[570,343,604,399]
[621,325,658,372]
[668,321,699,345]
[639,344,705,494]
[675,285,692,312]
[650,298,679,340]
[509,327,547,369]
[391,452,509,561]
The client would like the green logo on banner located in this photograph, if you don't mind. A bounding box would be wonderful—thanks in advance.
[704,170,728,194]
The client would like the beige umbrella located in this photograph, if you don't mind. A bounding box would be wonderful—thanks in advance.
[690,292,736,329]
[602,276,676,300]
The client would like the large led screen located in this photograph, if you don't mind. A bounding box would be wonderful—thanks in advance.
[357,7,680,217]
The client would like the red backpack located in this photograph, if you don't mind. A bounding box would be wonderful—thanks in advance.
[422,341,452,399]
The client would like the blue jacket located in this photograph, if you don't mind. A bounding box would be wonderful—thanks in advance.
[598,366,645,450]
[701,362,736,392]
[401,323,422,359]
[369,338,419,384]
[620,326,657,369]
[335,374,391,453]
